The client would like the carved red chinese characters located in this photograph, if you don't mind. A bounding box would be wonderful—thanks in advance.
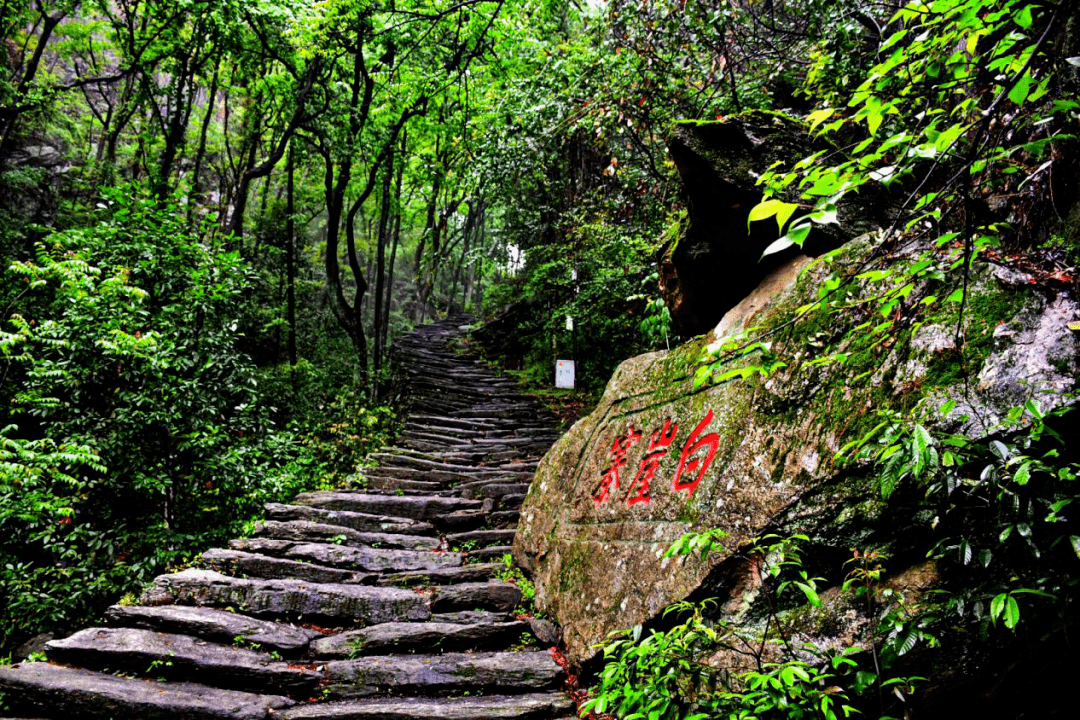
[592,411,721,508]
[592,426,642,506]
[625,419,679,506]
[672,409,720,496]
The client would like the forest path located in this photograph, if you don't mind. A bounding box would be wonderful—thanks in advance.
[0,316,573,720]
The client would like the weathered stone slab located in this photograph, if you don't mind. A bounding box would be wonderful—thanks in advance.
[362,475,447,493]
[251,520,440,551]
[141,569,430,623]
[0,662,294,719]
[324,651,563,698]
[202,548,370,584]
[487,510,520,526]
[46,627,320,695]
[433,509,487,532]
[431,581,521,612]
[103,605,320,654]
[228,539,461,573]
[293,493,481,520]
[430,610,514,624]
[464,546,514,563]
[458,483,532,500]
[377,564,502,587]
[446,530,517,548]
[252,520,368,544]
[264,503,434,535]
[277,693,573,720]
[310,620,529,657]
[285,543,462,573]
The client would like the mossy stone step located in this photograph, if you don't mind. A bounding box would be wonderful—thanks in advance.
[263,503,435,536]
[46,627,321,696]
[0,662,294,719]
[228,538,462,573]
[103,605,321,655]
[376,563,502,587]
[292,492,481,520]
[251,520,441,550]
[201,548,371,585]
[141,569,431,624]
[323,650,563,698]
[310,619,529,657]
[276,692,573,720]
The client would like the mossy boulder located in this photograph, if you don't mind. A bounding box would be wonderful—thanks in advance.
[514,236,1079,664]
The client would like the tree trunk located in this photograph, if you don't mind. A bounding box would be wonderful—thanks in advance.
[286,143,297,367]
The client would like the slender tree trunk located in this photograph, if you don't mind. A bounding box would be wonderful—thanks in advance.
[371,144,395,391]
[286,144,297,367]
[188,63,220,226]
[382,132,406,358]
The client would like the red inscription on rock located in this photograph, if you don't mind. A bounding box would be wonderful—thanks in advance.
[593,426,643,506]
[625,419,679,506]
[672,409,720,496]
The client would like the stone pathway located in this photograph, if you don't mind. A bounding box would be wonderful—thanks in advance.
[0,317,571,720]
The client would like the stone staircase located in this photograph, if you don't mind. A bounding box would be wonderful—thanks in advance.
[0,317,572,720]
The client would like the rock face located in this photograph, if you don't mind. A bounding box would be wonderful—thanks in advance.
[659,112,876,336]
[514,240,1080,663]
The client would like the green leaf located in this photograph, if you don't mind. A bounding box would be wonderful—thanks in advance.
[867,111,883,136]
[1070,536,1080,560]
[807,109,834,134]
[1014,5,1034,29]
[990,592,1006,622]
[747,199,786,229]
[795,581,822,607]
[1009,72,1033,106]
[774,202,799,233]
[762,238,795,258]
[1004,595,1020,629]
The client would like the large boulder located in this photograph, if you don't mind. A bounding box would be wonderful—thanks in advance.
[659,112,878,336]
[513,236,1079,664]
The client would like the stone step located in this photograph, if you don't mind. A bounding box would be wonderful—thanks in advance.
[264,503,435,536]
[446,530,518,548]
[46,627,321,696]
[433,509,488,532]
[252,520,440,550]
[382,447,530,464]
[399,431,473,448]
[323,650,563,699]
[202,548,372,585]
[430,581,521,613]
[377,563,502,588]
[362,475,448,493]
[293,492,482,520]
[464,546,516,563]
[103,605,321,655]
[430,610,515,624]
[228,538,463,573]
[141,569,431,624]
[310,619,529,657]
[276,692,573,720]
[366,465,473,483]
[497,494,527,510]
[398,417,498,433]
[487,510,520,526]
[0,662,295,719]
[455,482,532,500]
